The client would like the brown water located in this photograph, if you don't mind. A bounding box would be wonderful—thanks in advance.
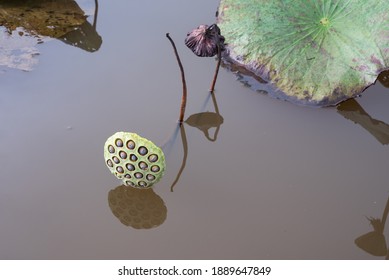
[1,0,389,260]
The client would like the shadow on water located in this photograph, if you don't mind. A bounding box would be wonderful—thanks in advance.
[337,92,389,145]
[170,92,224,192]
[186,92,224,142]
[0,0,101,70]
[57,0,101,52]
[108,185,167,230]
[169,124,188,193]
[355,195,389,259]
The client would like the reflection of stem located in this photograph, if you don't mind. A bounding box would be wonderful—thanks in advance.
[186,91,223,142]
[210,42,221,93]
[381,196,389,229]
[205,127,218,142]
[170,124,188,192]
[337,98,389,145]
[93,0,99,30]
[207,89,221,141]
[166,33,187,123]
[211,88,221,116]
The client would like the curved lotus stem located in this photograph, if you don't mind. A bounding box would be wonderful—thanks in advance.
[93,0,99,30]
[210,37,222,93]
[166,33,187,124]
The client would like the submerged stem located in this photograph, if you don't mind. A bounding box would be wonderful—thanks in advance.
[166,33,187,124]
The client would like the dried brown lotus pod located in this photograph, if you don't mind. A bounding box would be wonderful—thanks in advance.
[108,185,167,229]
[185,24,225,57]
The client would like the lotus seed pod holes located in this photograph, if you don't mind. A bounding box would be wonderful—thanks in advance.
[104,132,166,188]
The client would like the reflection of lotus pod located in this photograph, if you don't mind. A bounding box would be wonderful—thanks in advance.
[104,132,166,188]
[108,185,167,229]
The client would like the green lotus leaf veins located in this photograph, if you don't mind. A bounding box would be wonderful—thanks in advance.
[104,132,166,189]
[217,0,389,106]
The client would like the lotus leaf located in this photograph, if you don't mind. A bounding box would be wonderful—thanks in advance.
[217,0,389,106]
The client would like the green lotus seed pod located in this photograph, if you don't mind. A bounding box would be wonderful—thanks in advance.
[104,132,166,188]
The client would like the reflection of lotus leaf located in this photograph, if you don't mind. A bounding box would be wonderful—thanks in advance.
[217,0,389,106]
[108,185,167,229]
[104,132,166,189]
[58,20,102,52]
[0,0,86,38]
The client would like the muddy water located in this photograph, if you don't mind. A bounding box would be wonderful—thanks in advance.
[1,0,389,260]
